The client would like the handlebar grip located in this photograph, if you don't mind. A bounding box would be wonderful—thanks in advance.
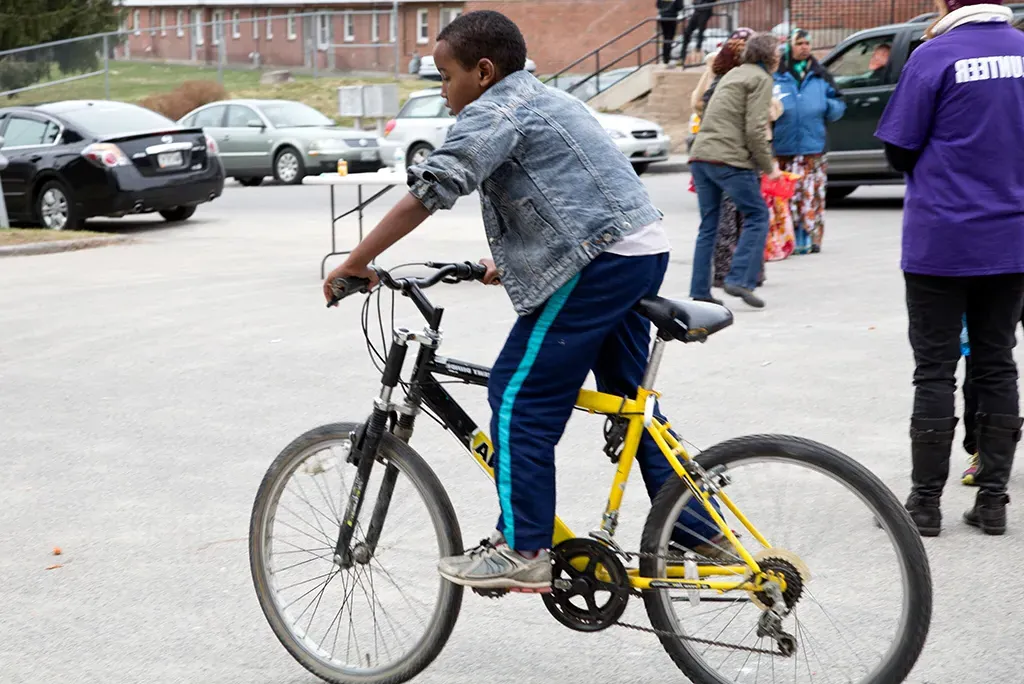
[327,276,371,307]
[467,262,488,280]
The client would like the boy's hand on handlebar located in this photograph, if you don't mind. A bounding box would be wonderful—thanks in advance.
[323,260,379,304]
[479,258,501,285]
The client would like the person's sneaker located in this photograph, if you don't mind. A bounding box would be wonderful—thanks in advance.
[961,453,980,486]
[810,244,822,254]
[723,284,765,309]
[437,533,552,592]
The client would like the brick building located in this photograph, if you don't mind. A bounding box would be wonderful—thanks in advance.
[117,0,653,74]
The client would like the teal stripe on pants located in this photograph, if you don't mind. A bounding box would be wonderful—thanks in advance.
[496,274,581,549]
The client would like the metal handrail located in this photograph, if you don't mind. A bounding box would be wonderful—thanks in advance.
[543,0,748,86]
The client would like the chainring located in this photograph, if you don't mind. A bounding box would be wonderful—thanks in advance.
[541,538,631,632]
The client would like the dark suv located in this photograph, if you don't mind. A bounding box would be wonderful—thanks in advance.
[822,4,1024,201]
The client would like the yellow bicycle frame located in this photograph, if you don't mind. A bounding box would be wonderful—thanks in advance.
[465,386,777,595]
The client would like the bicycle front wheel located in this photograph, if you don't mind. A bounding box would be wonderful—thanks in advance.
[640,435,932,684]
[249,423,464,684]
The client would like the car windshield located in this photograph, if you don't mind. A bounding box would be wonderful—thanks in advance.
[258,102,334,128]
[398,95,448,118]
[59,104,176,136]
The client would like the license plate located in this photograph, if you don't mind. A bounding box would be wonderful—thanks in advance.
[360,150,378,161]
[646,144,662,157]
[158,151,183,168]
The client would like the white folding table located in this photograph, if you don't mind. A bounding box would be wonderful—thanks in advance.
[305,170,405,278]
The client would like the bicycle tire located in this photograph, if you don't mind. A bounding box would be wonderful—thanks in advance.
[249,422,464,684]
[639,434,932,684]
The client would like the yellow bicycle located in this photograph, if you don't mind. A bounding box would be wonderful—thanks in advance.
[250,262,932,684]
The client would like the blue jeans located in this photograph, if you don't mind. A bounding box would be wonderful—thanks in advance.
[689,162,770,298]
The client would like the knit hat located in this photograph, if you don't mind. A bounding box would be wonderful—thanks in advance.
[944,0,1003,10]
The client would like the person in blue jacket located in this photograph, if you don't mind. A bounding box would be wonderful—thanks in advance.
[772,29,846,254]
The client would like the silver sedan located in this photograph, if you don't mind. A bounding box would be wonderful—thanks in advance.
[178,99,395,185]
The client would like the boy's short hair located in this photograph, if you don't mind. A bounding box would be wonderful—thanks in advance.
[436,10,527,78]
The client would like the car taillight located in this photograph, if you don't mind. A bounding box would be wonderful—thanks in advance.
[205,135,219,155]
[384,119,396,137]
[81,143,130,168]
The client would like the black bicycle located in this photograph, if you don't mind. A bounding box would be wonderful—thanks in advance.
[249,261,932,684]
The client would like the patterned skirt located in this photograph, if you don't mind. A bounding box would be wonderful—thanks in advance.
[712,196,765,289]
[777,154,827,253]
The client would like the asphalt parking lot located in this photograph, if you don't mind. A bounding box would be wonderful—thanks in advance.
[2,173,1021,684]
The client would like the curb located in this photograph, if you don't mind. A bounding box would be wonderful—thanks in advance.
[649,156,690,174]
[0,235,132,257]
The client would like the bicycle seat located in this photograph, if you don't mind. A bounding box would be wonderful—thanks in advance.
[633,297,733,343]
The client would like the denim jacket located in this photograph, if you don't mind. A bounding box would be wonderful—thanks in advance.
[407,71,661,316]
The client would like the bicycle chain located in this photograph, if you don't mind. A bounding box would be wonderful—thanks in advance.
[611,548,784,657]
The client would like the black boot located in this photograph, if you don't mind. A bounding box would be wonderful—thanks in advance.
[963,413,1022,535]
[905,417,958,537]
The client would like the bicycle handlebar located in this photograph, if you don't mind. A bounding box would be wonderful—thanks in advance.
[327,261,488,307]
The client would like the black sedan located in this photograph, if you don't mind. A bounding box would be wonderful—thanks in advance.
[0,100,225,230]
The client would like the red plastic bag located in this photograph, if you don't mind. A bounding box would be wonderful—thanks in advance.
[761,171,801,200]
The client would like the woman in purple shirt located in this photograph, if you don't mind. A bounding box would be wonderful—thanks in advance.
[875,0,1024,537]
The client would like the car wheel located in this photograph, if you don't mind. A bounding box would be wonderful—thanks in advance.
[160,206,197,222]
[274,147,305,185]
[238,177,265,187]
[632,162,651,176]
[826,185,857,204]
[35,180,80,231]
[406,143,434,168]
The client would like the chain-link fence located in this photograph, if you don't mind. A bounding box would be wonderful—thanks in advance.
[736,0,936,49]
[0,33,114,102]
[0,0,946,107]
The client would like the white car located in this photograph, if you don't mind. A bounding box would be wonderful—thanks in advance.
[418,55,536,80]
[383,88,671,174]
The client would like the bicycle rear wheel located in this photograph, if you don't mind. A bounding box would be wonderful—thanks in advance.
[249,423,464,684]
[640,435,932,684]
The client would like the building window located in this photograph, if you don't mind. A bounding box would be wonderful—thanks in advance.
[193,10,204,45]
[371,13,379,43]
[416,9,429,45]
[149,8,156,35]
[176,10,184,37]
[440,8,462,29]
[287,10,297,40]
[390,12,397,43]
[159,9,166,36]
[344,13,354,43]
[133,9,141,35]
[232,10,241,39]
[317,13,331,49]
[266,9,274,40]
[252,10,259,39]
[212,10,225,45]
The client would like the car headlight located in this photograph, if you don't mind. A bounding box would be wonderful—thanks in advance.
[605,129,627,139]
[309,139,343,152]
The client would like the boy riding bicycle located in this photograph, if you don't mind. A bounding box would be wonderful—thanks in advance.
[323,10,721,591]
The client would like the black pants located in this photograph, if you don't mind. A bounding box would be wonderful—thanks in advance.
[962,313,1024,453]
[659,14,678,65]
[906,273,1024,427]
[681,0,714,56]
